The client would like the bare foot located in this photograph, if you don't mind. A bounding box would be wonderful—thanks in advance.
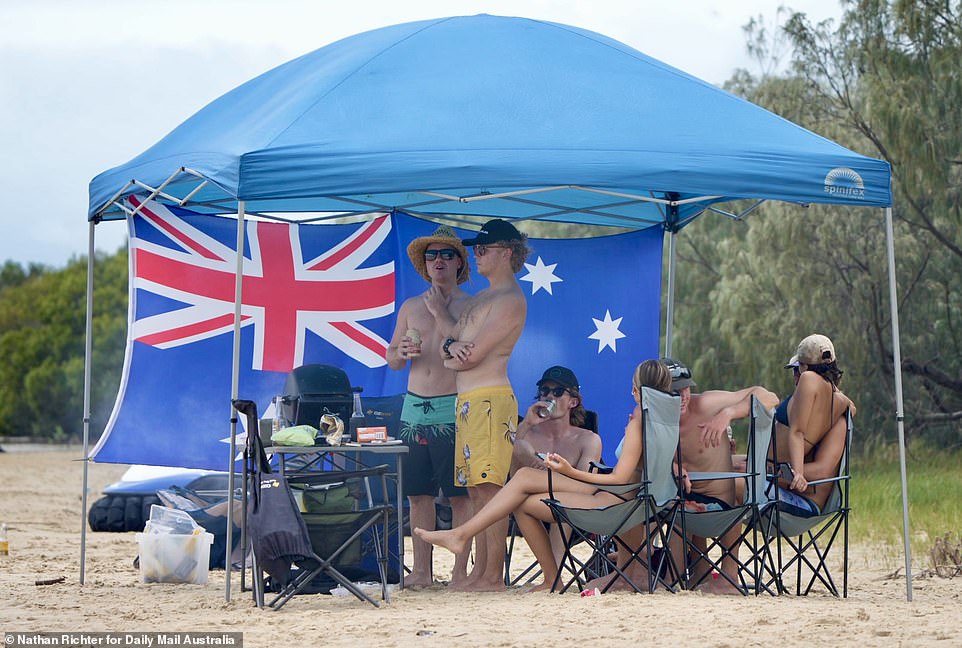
[697,575,744,596]
[458,578,506,592]
[523,581,554,593]
[585,569,649,593]
[405,572,434,589]
[414,527,467,556]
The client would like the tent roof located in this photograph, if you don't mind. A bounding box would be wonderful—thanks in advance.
[89,13,891,228]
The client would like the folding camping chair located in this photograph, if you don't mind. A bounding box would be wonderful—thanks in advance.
[503,410,602,588]
[679,394,774,595]
[762,407,853,597]
[234,397,393,608]
[542,387,682,594]
[248,469,393,609]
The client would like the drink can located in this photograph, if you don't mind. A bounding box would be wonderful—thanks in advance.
[537,400,556,418]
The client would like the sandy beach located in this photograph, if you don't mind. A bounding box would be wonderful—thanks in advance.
[1,449,959,647]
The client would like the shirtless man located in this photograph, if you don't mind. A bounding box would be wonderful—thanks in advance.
[511,366,601,476]
[664,357,779,594]
[385,226,473,587]
[439,218,529,591]
[511,366,602,571]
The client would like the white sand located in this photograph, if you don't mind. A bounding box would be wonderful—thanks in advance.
[1,449,959,647]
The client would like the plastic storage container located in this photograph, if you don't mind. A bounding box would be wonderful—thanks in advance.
[136,530,214,584]
[136,505,213,584]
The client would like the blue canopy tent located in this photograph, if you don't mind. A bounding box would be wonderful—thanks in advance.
[83,14,912,598]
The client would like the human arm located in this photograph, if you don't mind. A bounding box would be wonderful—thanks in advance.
[422,286,458,339]
[695,386,779,448]
[544,414,644,485]
[510,405,550,472]
[802,414,848,483]
[442,292,525,370]
[384,301,417,370]
[574,433,603,473]
[785,373,822,492]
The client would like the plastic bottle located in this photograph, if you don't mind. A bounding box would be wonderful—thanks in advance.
[349,390,367,441]
[0,522,8,556]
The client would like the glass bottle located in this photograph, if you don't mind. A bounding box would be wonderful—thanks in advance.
[0,522,8,556]
[272,395,285,435]
[349,390,367,441]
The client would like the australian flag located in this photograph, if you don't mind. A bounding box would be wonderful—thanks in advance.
[92,199,662,469]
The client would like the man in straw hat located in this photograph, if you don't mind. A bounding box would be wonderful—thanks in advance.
[434,218,530,591]
[386,225,473,587]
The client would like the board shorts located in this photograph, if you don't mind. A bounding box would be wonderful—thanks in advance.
[766,480,821,516]
[684,490,732,513]
[453,385,518,487]
[398,392,466,498]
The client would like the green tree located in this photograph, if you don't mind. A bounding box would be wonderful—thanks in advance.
[669,0,962,449]
[779,0,962,445]
[0,252,127,442]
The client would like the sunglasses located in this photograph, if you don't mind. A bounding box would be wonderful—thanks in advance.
[537,385,569,398]
[474,244,507,257]
[792,367,801,377]
[424,248,459,261]
[667,364,691,380]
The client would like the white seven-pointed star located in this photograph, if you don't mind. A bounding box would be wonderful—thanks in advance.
[589,309,626,353]
[520,256,562,295]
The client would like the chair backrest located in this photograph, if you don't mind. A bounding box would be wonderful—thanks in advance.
[747,395,776,506]
[640,387,681,506]
[583,409,599,435]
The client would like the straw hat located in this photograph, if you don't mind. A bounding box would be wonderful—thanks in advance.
[406,225,470,284]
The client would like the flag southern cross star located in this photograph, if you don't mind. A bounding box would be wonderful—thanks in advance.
[589,309,626,353]
[520,253,627,353]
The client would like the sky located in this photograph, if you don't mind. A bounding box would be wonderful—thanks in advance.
[0,0,845,268]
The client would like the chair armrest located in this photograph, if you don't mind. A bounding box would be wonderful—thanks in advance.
[687,470,751,482]
[289,464,390,485]
[589,460,614,474]
[807,474,849,487]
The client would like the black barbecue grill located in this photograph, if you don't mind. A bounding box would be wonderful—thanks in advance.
[280,364,358,434]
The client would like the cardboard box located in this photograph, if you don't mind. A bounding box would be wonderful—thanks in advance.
[356,426,388,443]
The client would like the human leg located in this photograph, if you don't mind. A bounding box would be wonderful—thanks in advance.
[398,409,444,587]
[415,468,551,559]
[407,494,437,587]
[468,482,510,591]
[447,494,471,583]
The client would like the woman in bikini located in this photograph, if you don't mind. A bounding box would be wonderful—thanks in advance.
[414,359,673,591]
[772,334,855,514]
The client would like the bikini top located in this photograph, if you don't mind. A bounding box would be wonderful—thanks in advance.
[774,395,792,427]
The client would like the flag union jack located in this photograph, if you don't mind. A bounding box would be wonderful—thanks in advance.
[129,197,395,372]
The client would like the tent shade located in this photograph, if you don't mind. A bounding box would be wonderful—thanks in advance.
[89,14,891,227]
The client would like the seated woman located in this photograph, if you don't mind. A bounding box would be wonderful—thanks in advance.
[771,333,855,515]
[415,359,673,592]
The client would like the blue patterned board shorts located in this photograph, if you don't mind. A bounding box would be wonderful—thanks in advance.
[399,392,466,498]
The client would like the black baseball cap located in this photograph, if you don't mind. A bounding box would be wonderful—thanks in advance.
[462,218,523,246]
[537,366,580,391]
[661,357,696,390]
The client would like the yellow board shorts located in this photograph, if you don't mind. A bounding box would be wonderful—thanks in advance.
[454,385,518,487]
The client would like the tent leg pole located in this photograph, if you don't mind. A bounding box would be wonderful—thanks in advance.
[884,206,912,601]
[80,220,96,585]
[664,229,677,357]
[225,201,246,602]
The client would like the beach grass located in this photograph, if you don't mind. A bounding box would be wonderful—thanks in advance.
[850,442,962,563]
